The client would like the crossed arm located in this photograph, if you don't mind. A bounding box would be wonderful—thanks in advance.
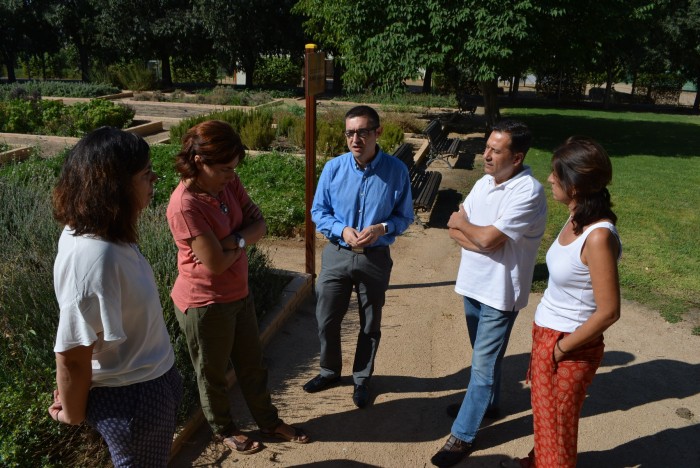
[447,204,509,253]
[189,201,266,275]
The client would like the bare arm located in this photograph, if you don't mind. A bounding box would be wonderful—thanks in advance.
[48,344,95,425]
[219,201,267,251]
[553,228,621,361]
[447,205,509,253]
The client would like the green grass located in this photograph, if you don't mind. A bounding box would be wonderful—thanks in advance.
[504,107,700,328]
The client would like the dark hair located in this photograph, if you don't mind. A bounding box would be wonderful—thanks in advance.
[552,136,617,234]
[492,119,532,155]
[345,105,380,129]
[53,127,150,243]
[175,120,246,179]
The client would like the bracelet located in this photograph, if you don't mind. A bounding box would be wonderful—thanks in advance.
[556,340,568,354]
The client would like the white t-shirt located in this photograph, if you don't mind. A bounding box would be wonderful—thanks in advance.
[455,167,547,311]
[53,227,175,387]
[535,221,621,333]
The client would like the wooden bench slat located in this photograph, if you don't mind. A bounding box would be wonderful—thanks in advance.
[391,143,442,225]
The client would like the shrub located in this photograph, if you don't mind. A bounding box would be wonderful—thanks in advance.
[240,113,275,150]
[0,153,289,465]
[111,62,158,91]
[377,121,404,153]
[316,120,346,158]
[255,56,302,88]
[67,99,135,134]
[0,81,119,99]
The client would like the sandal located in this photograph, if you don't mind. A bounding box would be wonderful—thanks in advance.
[261,421,310,444]
[218,432,263,455]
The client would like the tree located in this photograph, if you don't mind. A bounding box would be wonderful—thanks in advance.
[98,0,204,88]
[48,0,104,82]
[198,0,305,87]
[1,0,52,82]
[661,0,700,112]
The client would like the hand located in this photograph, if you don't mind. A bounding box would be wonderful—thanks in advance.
[354,224,381,247]
[447,205,468,229]
[552,340,567,363]
[190,251,202,264]
[48,389,63,423]
[243,202,263,221]
[342,227,361,247]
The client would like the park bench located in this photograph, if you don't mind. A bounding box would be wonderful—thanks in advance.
[393,143,442,226]
[424,119,467,169]
[456,92,479,116]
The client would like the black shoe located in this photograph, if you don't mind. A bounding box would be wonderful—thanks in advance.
[446,402,501,420]
[352,384,369,408]
[430,434,473,467]
[302,374,340,393]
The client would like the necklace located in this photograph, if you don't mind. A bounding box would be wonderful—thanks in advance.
[187,180,229,214]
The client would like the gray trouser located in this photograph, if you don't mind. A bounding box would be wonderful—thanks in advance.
[315,243,393,385]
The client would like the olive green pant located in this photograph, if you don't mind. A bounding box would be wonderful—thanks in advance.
[175,296,280,436]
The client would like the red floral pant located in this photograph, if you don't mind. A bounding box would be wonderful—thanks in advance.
[528,323,604,468]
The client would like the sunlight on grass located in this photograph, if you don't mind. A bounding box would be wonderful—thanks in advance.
[507,108,700,327]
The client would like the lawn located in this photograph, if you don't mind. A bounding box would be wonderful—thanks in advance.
[503,107,700,332]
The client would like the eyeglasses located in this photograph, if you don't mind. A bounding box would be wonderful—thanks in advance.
[344,127,377,139]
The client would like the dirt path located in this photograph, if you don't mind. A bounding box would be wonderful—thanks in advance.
[170,153,700,468]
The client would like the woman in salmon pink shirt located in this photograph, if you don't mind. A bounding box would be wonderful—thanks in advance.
[167,120,309,455]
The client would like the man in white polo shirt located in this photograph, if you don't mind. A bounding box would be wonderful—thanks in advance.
[431,120,547,467]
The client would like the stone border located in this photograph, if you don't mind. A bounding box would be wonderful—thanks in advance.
[0,145,32,165]
[168,268,313,459]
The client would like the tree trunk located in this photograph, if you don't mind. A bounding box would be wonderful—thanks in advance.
[160,53,173,88]
[422,66,432,93]
[332,59,344,94]
[3,53,17,82]
[479,79,501,133]
[510,74,520,101]
[603,69,614,109]
[78,44,90,82]
[244,58,256,87]
[694,75,700,114]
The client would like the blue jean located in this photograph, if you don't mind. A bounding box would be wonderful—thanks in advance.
[451,296,518,443]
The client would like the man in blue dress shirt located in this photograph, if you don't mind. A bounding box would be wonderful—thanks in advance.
[303,105,414,408]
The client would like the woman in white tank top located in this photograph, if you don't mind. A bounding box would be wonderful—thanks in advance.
[502,137,621,468]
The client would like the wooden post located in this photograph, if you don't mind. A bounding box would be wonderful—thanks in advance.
[304,44,325,278]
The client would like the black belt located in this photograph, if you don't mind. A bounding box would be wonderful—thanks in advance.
[332,242,388,255]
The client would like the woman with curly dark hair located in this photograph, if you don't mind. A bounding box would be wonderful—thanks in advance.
[502,136,622,468]
[167,120,308,455]
[49,127,182,467]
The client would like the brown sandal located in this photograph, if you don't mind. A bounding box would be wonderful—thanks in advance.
[261,422,310,444]
[219,433,263,455]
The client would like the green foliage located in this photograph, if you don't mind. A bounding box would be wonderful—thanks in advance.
[169,108,247,143]
[0,98,133,137]
[255,56,302,87]
[0,82,120,99]
[171,56,219,85]
[240,112,275,150]
[0,149,290,464]
[504,107,700,328]
[68,99,135,134]
[110,62,158,91]
[377,121,404,153]
[236,152,320,237]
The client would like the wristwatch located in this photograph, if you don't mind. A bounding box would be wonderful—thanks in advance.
[381,222,388,234]
[234,233,246,249]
